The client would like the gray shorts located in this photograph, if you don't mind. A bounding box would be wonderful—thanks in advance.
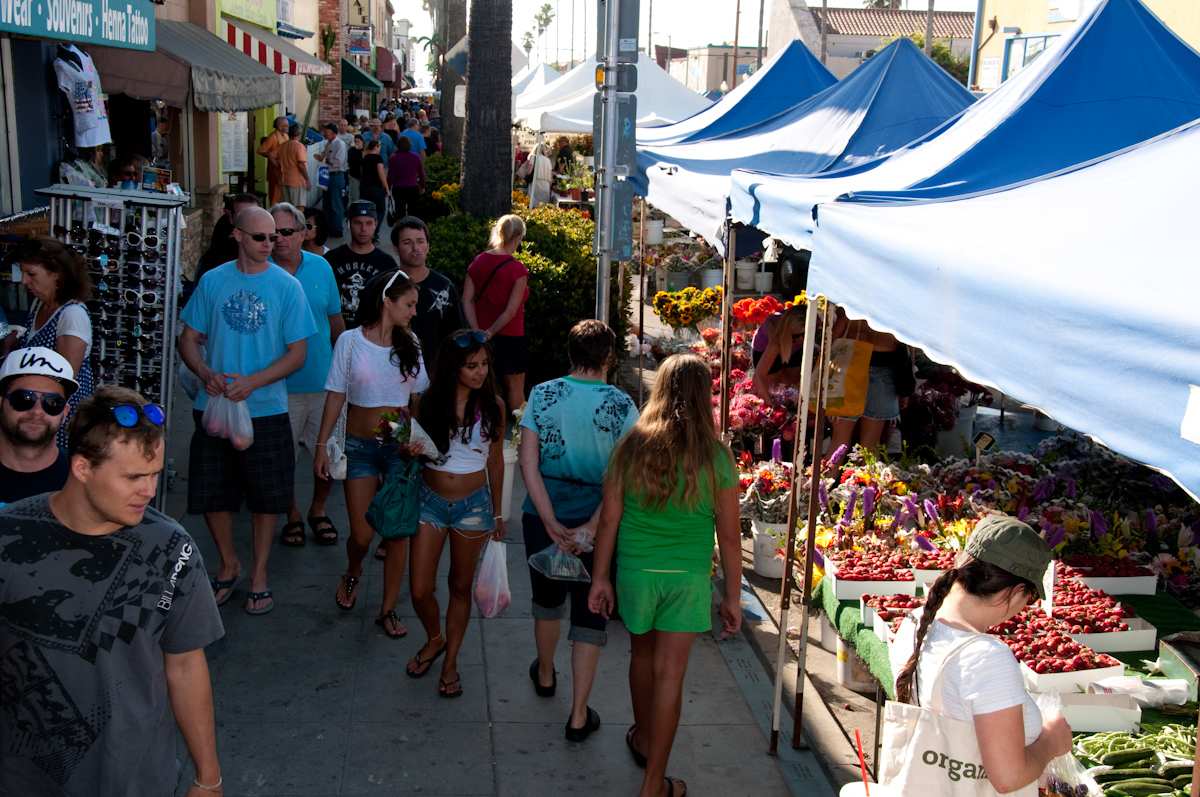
[284,185,308,207]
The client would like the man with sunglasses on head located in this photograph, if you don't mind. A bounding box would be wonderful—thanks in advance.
[0,346,75,504]
[179,206,316,617]
[325,201,397,329]
[269,201,345,547]
[0,386,225,796]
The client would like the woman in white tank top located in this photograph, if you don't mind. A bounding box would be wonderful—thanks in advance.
[405,329,507,697]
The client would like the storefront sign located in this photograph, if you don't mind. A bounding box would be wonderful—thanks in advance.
[0,0,155,51]
[221,0,274,29]
[220,112,248,173]
[346,25,371,55]
[347,0,369,28]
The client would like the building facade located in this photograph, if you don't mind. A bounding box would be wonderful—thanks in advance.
[669,45,763,93]
[808,8,975,78]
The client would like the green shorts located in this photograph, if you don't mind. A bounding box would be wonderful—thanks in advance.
[616,570,712,635]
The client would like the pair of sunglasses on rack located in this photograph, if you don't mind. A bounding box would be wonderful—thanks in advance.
[3,388,67,416]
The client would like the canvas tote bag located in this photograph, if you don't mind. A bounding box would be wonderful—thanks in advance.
[878,635,1037,797]
[825,324,873,418]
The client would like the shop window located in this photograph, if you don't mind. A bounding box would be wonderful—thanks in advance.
[1002,34,1061,82]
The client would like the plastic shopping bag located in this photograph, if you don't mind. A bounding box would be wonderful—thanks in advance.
[474,539,511,618]
[202,395,254,451]
[1035,693,1103,797]
[528,544,590,582]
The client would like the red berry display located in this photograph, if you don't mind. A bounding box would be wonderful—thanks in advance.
[828,550,914,581]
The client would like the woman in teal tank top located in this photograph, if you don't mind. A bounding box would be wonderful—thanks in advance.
[588,354,743,797]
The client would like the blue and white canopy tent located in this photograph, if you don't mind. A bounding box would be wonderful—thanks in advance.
[807,118,1200,501]
[634,38,973,247]
[729,0,1200,249]
[636,40,835,147]
[511,63,561,100]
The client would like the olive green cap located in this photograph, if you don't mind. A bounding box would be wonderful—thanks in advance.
[965,514,1053,599]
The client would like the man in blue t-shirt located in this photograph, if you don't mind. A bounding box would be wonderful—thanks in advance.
[518,319,638,742]
[401,118,427,160]
[179,206,316,616]
[268,202,345,548]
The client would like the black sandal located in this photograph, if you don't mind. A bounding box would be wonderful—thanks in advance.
[664,777,687,797]
[406,638,447,678]
[335,574,360,611]
[307,515,339,545]
[280,521,306,547]
[626,725,647,768]
[438,673,463,698]
[374,610,408,639]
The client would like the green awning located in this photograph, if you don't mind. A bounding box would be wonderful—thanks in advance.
[341,58,383,93]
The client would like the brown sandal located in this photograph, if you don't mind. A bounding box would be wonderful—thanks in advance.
[374,610,408,639]
[405,637,446,678]
[438,673,463,698]
[664,777,687,797]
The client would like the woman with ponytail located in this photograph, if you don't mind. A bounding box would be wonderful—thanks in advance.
[588,354,743,797]
[887,514,1072,794]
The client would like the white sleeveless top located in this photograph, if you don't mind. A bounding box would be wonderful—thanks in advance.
[427,417,489,475]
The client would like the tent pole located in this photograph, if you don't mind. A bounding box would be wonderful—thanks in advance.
[793,301,833,749]
[768,296,820,755]
[718,221,737,439]
[638,198,647,406]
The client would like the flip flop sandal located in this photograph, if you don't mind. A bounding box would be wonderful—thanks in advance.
[280,521,306,547]
[335,574,360,611]
[406,639,447,678]
[210,571,241,608]
[374,542,388,561]
[374,610,408,639]
[625,725,648,768]
[245,590,274,616]
[438,673,463,699]
[307,515,339,545]
[664,777,687,797]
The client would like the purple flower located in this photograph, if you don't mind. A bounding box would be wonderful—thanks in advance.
[829,444,849,467]
[842,490,859,524]
[1032,477,1055,503]
[889,509,906,534]
[813,548,825,570]
[1043,524,1065,549]
[923,499,940,524]
[1063,478,1077,499]
[1145,510,1158,534]
[1017,504,1030,522]
[905,496,920,518]
[1090,510,1108,540]
[818,481,829,513]
[862,487,877,519]
[915,535,937,553]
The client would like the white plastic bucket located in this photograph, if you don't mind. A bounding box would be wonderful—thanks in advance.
[754,270,773,293]
[735,260,757,290]
[836,637,877,693]
[751,519,788,579]
[700,268,723,289]
[645,219,664,245]
[500,445,518,520]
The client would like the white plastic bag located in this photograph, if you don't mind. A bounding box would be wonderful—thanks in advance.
[1035,693,1103,797]
[528,544,590,582]
[1089,676,1191,708]
[202,395,254,451]
[474,539,511,618]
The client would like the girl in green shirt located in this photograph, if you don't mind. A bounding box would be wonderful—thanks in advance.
[588,353,743,797]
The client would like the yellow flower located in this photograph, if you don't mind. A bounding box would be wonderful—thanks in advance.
[892,482,909,496]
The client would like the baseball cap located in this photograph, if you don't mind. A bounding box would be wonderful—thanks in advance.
[0,347,79,396]
[347,201,377,220]
[965,513,1053,599]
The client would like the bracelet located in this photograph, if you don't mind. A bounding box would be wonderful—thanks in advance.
[193,776,222,792]
[493,514,503,520]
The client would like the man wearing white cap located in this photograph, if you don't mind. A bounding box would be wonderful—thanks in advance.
[0,346,77,503]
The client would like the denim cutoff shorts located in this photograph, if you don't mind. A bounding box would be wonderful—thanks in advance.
[345,434,404,480]
[419,482,496,531]
[861,366,901,422]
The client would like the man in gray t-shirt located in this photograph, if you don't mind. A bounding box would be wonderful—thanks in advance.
[0,386,225,796]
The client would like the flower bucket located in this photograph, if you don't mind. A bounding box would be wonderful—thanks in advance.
[700,267,723,289]
[500,444,519,520]
[645,218,664,245]
[934,403,977,458]
[665,270,689,292]
[754,270,774,294]
[752,519,788,579]
[734,260,757,290]
[836,637,877,693]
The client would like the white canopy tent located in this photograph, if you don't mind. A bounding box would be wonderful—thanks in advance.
[514,54,711,133]
[808,119,1200,501]
[512,63,561,99]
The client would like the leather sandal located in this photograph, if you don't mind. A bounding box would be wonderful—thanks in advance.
[280,521,306,547]
[335,574,360,611]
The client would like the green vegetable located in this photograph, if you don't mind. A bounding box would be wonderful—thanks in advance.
[1169,775,1191,789]
[1102,779,1177,796]
[1102,749,1158,767]
[1158,763,1194,780]
[1097,770,1164,784]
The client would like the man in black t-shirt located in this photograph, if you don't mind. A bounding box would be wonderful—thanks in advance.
[391,215,464,362]
[326,201,398,328]
[0,347,75,505]
[0,386,224,796]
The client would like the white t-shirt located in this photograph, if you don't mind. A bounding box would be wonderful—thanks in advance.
[53,46,112,148]
[889,610,1042,745]
[324,327,428,408]
[29,301,92,358]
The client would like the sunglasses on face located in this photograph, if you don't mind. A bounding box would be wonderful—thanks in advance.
[4,388,67,416]
[451,330,488,348]
[275,227,300,238]
[239,229,278,243]
[305,223,315,230]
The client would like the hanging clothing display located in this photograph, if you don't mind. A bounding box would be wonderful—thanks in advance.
[54,45,112,148]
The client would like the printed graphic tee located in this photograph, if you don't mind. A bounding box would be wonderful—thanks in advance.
[521,376,638,520]
[53,46,111,148]
[180,262,315,417]
[0,495,225,796]
[325,245,397,329]
[411,269,464,362]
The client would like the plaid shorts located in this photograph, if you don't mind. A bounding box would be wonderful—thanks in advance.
[187,411,295,515]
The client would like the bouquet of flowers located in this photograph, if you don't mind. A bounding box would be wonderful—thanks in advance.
[652,286,723,331]
[375,408,441,458]
[739,460,794,523]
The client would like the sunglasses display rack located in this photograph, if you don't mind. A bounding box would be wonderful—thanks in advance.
[37,185,188,510]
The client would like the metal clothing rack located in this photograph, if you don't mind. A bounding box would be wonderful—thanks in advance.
[37,185,189,511]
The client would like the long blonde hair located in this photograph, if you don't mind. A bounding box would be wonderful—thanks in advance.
[608,353,731,509]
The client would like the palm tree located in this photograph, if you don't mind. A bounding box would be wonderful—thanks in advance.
[535,3,555,63]
[438,0,467,157]
[460,0,512,217]
[522,30,535,58]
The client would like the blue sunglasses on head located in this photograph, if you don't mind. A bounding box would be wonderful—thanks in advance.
[451,330,488,348]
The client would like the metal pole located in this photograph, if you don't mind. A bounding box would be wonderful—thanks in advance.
[647,0,653,59]
[793,303,834,749]
[731,0,741,88]
[638,197,647,406]
[820,0,828,65]
[572,0,577,68]
[967,0,985,89]
[756,0,765,69]
[594,0,619,322]
[768,298,820,755]
[557,0,561,67]
[718,223,737,439]
[925,0,935,55]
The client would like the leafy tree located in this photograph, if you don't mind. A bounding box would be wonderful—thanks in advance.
[522,30,535,57]
[863,0,901,7]
[882,33,970,86]
[534,3,555,61]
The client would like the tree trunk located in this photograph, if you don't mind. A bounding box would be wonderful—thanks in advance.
[461,0,513,218]
[438,0,467,159]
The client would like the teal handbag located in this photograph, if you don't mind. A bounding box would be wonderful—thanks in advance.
[366,457,422,539]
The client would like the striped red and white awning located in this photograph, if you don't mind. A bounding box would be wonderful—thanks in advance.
[223,18,331,76]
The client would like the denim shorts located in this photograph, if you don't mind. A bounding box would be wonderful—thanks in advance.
[841,366,903,423]
[419,482,496,531]
[345,434,404,480]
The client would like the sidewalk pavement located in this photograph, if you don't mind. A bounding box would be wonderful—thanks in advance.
[164,397,830,796]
